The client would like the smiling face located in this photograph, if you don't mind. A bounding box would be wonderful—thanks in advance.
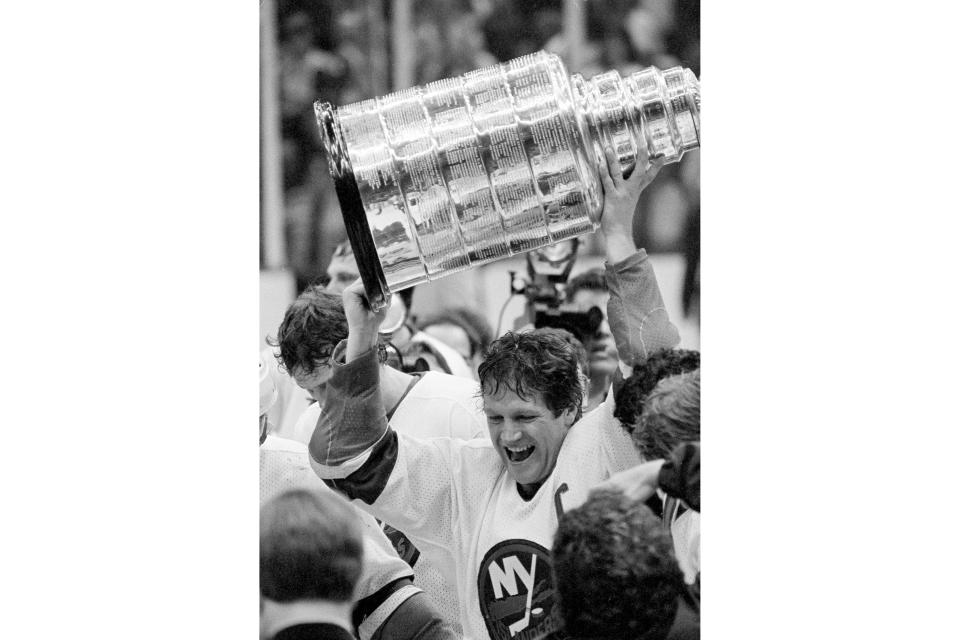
[483,388,577,488]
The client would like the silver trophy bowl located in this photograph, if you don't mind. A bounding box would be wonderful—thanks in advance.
[316,51,699,310]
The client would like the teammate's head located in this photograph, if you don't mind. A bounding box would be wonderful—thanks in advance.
[614,349,701,435]
[633,370,700,461]
[325,241,414,310]
[565,267,618,379]
[324,242,360,295]
[478,331,583,489]
[260,488,364,604]
[552,489,685,640]
[270,285,348,405]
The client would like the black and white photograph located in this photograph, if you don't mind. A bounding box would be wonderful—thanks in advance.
[7,2,959,639]
[259,1,701,638]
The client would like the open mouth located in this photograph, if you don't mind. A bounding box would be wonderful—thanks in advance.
[504,444,535,463]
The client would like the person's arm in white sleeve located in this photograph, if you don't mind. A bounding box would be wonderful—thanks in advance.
[308,281,458,548]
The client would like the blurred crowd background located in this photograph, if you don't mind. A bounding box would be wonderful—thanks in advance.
[260,0,700,350]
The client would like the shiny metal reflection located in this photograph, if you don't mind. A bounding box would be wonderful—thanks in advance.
[317,51,700,310]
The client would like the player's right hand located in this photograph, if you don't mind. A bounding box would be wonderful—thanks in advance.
[343,279,388,357]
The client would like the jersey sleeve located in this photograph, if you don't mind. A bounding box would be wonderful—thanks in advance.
[308,343,391,478]
[368,591,459,640]
[308,344,461,552]
[594,394,644,475]
[604,249,681,369]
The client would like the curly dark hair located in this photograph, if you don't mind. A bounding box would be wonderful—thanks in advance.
[552,488,684,640]
[478,330,583,420]
[633,370,700,461]
[530,327,588,373]
[267,285,348,375]
[260,488,363,603]
[614,349,700,435]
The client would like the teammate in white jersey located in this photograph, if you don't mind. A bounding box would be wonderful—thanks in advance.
[271,286,486,633]
[259,358,457,640]
[311,148,678,640]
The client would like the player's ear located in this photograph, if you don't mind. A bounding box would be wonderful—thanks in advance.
[561,406,577,428]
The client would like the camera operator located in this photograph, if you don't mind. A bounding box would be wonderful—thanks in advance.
[564,268,619,411]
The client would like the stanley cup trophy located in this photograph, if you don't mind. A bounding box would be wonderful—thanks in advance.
[316,51,700,310]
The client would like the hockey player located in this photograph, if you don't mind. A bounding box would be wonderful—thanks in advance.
[310,147,675,640]
[259,358,456,640]
[271,286,486,632]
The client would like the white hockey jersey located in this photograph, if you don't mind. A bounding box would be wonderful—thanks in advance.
[260,435,420,640]
[316,393,640,640]
[296,369,486,634]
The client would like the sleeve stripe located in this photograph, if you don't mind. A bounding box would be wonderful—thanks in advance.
[327,429,400,504]
[356,583,422,640]
[309,428,390,480]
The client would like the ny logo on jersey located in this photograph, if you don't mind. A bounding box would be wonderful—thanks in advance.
[477,540,566,640]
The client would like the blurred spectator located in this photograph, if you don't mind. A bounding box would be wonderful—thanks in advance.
[552,488,700,640]
[260,488,365,640]
[266,0,700,308]
[414,0,497,84]
[419,306,494,378]
[483,0,563,62]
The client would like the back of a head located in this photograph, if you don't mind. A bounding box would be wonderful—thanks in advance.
[478,330,583,419]
[614,349,701,435]
[260,488,364,603]
[269,285,348,376]
[633,370,700,461]
[552,489,684,640]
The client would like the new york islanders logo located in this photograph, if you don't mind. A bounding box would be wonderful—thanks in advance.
[477,540,567,640]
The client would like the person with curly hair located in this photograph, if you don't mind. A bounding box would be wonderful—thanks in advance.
[638,371,700,585]
[268,285,486,634]
[633,370,700,462]
[309,148,677,640]
[259,358,457,640]
[551,489,699,640]
[613,348,700,435]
